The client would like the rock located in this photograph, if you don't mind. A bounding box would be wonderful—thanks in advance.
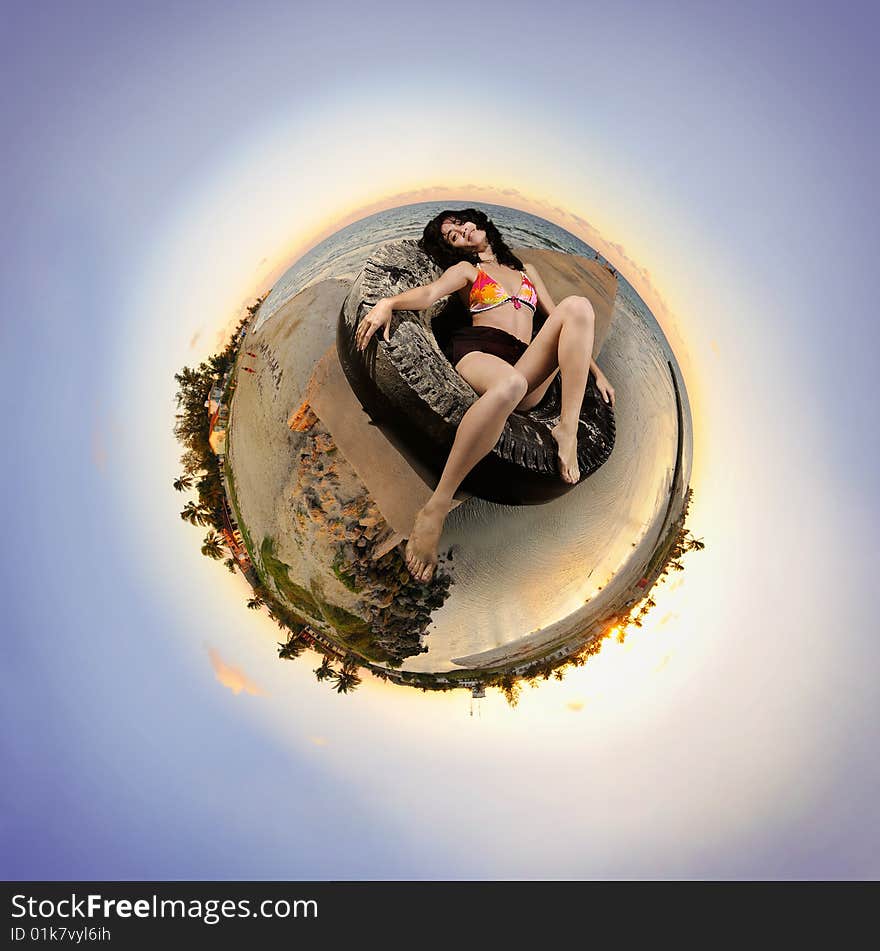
[314,432,336,453]
[288,400,318,432]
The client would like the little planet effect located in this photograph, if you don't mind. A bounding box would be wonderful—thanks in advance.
[173,202,699,702]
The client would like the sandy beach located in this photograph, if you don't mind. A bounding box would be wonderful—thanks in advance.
[227,251,691,674]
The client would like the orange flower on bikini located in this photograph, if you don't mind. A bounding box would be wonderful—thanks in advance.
[469,264,538,314]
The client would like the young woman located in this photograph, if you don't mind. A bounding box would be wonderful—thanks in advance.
[355,208,615,583]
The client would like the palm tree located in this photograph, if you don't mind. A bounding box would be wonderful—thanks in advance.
[690,536,706,551]
[246,596,265,611]
[173,475,193,493]
[201,530,225,560]
[332,669,361,694]
[278,637,306,660]
[196,476,224,507]
[181,501,211,527]
[224,557,237,573]
[499,680,521,708]
[174,366,206,405]
[314,657,336,682]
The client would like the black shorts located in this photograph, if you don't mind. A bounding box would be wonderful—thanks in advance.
[451,325,529,368]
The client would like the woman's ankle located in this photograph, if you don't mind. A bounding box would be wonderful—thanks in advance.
[553,419,578,438]
[423,493,453,517]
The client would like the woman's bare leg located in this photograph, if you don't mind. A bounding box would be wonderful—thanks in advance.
[406,298,595,581]
[405,354,528,582]
[513,296,596,483]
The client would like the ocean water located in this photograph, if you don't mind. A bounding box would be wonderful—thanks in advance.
[250,201,693,670]
[254,200,683,400]
[259,201,618,329]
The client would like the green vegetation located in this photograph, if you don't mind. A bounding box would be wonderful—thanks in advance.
[310,581,371,637]
[331,553,363,593]
[277,636,308,660]
[261,537,388,663]
[333,666,362,694]
[171,296,374,697]
[260,537,322,617]
[642,488,701,582]
[201,530,226,560]
[223,463,257,567]
[313,657,336,681]
[336,634,395,665]
[171,300,263,548]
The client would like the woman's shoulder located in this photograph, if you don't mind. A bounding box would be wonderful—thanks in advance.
[444,260,479,280]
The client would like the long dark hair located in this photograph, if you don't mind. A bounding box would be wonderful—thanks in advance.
[419,208,524,271]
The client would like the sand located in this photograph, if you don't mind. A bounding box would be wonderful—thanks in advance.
[228,253,690,674]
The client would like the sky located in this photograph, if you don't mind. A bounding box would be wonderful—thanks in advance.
[2,0,878,880]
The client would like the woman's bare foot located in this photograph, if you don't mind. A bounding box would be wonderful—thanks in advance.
[405,501,448,583]
[551,423,580,484]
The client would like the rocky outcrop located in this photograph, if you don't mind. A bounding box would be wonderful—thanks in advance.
[337,240,616,505]
[289,425,453,665]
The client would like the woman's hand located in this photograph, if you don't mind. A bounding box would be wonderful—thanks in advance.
[355,299,393,351]
[594,369,615,408]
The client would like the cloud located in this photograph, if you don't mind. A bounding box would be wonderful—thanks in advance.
[189,329,202,350]
[208,647,265,696]
[502,194,682,346]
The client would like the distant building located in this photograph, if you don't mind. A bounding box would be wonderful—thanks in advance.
[207,399,229,456]
[209,424,227,455]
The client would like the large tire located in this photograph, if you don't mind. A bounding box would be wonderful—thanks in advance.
[337,240,616,505]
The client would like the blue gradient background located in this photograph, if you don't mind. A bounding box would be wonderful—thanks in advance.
[2,0,878,879]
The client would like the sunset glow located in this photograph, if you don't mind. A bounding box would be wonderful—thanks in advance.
[4,0,876,881]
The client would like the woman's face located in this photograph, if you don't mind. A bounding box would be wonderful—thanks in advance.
[440,217,488,252]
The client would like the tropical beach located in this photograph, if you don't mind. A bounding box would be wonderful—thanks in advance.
[171,203,698,697]
[11,0,877,885]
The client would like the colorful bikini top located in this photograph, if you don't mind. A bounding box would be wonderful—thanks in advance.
[469,263,539,314]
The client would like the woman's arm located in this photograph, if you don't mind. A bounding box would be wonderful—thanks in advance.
[356,261,473,350]
[386,260,473,312]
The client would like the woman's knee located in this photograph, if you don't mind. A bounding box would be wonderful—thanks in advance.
[560,295,595,326]
[490,371,528,405]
